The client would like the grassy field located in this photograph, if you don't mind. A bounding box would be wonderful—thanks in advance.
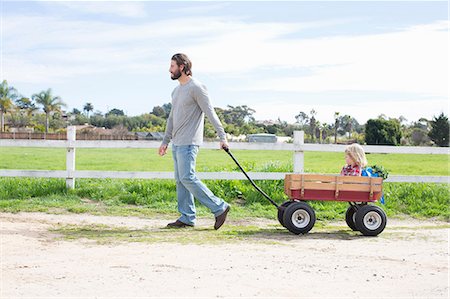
[0,147,449,175]
[0,147,448,222]
[0,177,449,221]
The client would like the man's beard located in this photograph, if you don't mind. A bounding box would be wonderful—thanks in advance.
[171,70,182,80]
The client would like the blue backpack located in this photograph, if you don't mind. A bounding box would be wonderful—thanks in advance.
[362,167,385,204]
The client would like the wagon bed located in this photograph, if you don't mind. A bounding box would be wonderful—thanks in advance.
[280,174,386,236]
[284,174,383,202]
[223,147,387,236]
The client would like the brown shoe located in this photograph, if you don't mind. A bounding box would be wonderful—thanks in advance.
[214,206,230,230]
[167,220,194,228]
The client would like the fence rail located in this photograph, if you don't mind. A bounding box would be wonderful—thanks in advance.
[0,132,139,140]
[1,139,448,154]
[0,170,447,184]
[0,128,448,188]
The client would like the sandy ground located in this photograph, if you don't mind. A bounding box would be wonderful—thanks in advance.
[1,212,449,299]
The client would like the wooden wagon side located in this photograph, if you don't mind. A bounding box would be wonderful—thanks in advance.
[284,174,383,202]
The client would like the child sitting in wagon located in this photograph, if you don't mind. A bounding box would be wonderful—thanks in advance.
[341,143,385,203]
[340,143,368,176]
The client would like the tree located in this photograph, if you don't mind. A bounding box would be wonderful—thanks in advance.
[15,97,37,114]
[411,128,430,146]
[71,108,81,115]
[152,105,166,118]
[321,123,333,143]
[398,115,408,125]
[335,114,361,139]
[0,80,19,132]
[83,102,94,118]
[162,103,172,119]
[282,123,301,137]
[416,117,429,130]
[314,120,321,142]
[365,118,402,145]
[345,115,353,137]
[295,111,309,127]
[222,105,255,127]
[309,109,317,142]
[333,112,340,144]
[428,113,449,147]
[7,108,31,128]
[106,108,125,117]
[0,98,14,132]
[32,89,66,133]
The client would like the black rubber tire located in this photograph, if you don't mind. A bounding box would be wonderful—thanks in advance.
[282,202,316,235]
[345,205,358,231]
[355,205,387,236]
[277,201,294,227]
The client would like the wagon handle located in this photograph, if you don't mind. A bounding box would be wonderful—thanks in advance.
[222,147,280,209]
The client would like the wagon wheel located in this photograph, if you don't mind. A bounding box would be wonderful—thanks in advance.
[282,202,316,235]
[345,205,358,231]
[277,201,294,227]
[354,205,387,236]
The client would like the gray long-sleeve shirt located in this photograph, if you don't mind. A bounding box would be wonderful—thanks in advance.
[162,78,226,146]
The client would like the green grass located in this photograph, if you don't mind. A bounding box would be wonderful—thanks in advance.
[0,178,449,221]
[51,223,293,245]
[50,220,450,245]
[0,147,448,222]
[0,147,448,175]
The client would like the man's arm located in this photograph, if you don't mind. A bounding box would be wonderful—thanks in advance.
[193,84,228,149]
[159,109,174,156]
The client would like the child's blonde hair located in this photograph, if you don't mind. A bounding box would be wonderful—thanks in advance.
[345,143,368,167]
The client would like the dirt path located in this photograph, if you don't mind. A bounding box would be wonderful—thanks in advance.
[1,212,448,298]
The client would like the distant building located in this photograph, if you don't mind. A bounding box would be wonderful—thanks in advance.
[255,119,277,126]
[135,132,165,140]
[247,133,277,143]
[9,127,34,133]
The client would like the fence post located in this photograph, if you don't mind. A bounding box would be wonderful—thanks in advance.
[66,126,76,189]
[293,130,304,173]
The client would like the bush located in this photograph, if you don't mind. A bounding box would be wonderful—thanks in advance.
[365,118,402,145]
[429,113,449,147]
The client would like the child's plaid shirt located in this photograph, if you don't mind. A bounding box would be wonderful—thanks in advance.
[340,164,361,176]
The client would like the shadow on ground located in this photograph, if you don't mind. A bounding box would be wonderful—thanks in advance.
[50,223,364,245]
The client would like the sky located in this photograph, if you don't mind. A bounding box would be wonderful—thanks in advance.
[1,0,448,125]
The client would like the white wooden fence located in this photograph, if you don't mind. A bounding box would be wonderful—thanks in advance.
[0,127,448,189]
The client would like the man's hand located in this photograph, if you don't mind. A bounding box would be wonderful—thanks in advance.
[159,144,168,156]
[220,140,229,151]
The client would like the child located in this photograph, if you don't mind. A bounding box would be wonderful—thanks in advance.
[340,143,368,176]
[340,143,385,204]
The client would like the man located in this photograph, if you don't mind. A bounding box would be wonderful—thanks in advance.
[159,53,230,230]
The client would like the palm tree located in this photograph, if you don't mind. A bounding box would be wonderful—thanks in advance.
[342,115,353,138]
[309,109,317,142]
[32,89,66,133]
[334,112,340,144]
[83,102,94,118]
[15,97,38,116]
[0,80,18,132]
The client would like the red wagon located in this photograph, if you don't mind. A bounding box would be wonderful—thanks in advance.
[280,174,387,236]
[224,148,387,236]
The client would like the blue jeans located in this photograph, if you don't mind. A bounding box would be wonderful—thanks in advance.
[172,145,229,225]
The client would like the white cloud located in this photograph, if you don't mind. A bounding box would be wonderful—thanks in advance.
[3,12,346,83]
[169,2,232,14]
[195,21,448,98]
[48,2,148,18]
[2,4,447,122]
